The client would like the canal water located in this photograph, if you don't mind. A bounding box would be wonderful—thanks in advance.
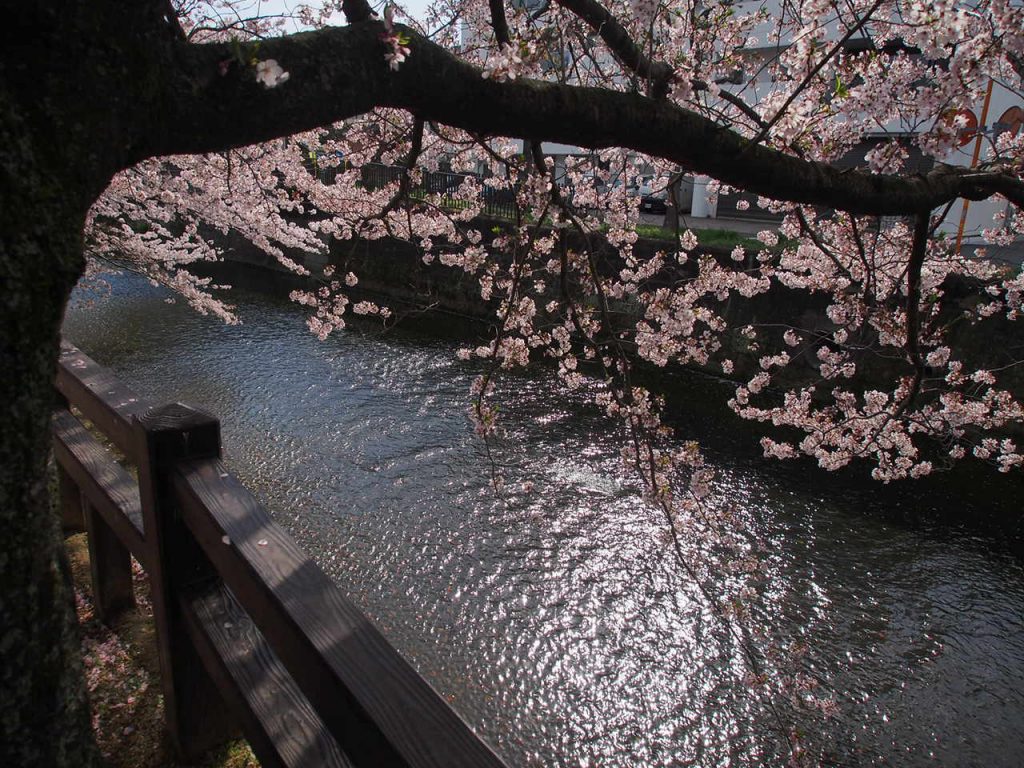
[63,272,1024,766]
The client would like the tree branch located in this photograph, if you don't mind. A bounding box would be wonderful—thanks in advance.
[551,0,674,98]
[488,0,512,47]
[343,0,375,24]
[389,116,425,209]
[895,211,931,414]
[693,80,767,131]
[159,0,186,40]
[745,0,884,151]
[904,212,929,367]
[147,23,1024,217]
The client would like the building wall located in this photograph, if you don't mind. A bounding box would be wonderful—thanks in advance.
[460,0,1022,240]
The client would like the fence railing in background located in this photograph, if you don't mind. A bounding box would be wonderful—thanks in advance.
[313,161,518,222]
[54,341,508,768]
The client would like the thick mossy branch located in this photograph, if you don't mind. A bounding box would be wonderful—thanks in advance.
[149,22,1024,218]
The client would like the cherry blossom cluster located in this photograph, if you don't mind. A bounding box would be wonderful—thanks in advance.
[379,5,412,71]
[85,3,1024,760]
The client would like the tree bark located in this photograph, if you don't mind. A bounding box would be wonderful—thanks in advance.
[0,1,1021,763]
[0,85,101,767]
[0,2,165,759]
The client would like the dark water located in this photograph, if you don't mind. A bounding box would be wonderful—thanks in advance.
[64,273,1024,767]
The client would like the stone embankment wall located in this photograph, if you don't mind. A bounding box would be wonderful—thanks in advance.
[208,222,1024,400]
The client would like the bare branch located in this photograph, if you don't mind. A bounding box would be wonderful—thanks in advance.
[745,0,885,150]
[488,0,512,47]
[552,0,674,98]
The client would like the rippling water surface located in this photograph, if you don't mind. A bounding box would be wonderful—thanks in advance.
[64,273,1024,766]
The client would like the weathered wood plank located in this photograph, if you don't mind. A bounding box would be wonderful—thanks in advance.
[52,408,145,563]
[57,463,85,533]
[83,499,136,624]
[174,458,508,768]
[56,341,150,461]
[135,403,237,759]
[181,581,354,768]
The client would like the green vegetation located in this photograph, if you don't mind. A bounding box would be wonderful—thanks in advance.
[633,223,775,251]
[399,191,778,252]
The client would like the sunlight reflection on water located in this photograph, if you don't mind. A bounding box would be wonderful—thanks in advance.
[64,272,1024,767]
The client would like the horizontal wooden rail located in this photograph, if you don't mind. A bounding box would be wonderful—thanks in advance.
[174,458,507,768]
[180,581,353,768]
[56,340,151,461]
[53,342,508,768]
[52,408,146,564]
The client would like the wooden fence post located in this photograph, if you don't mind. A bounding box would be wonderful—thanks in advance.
[56,463,85,533]
[55,390,85,534]
[54,384,133,621]
[135,402,237,760]
[82,497,136,624]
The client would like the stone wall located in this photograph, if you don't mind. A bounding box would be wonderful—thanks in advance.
[207,221,1024,401]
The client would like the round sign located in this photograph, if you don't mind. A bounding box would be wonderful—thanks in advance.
[944,108,979,147]
[996,106,1024,138]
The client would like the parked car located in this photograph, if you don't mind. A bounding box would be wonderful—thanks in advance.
[639,181,668,214]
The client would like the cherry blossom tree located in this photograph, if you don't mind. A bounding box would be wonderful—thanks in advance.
[2,0,1023,764]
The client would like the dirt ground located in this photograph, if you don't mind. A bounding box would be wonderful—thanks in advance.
[65,533,259,768]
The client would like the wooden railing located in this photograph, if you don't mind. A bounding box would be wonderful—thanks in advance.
[54,341,508,768]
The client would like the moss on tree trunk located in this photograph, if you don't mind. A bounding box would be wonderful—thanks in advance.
[0,84,101,767]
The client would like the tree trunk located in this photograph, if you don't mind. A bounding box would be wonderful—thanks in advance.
[0,84,102,767]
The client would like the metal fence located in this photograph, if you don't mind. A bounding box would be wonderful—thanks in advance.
[314,161,518,221]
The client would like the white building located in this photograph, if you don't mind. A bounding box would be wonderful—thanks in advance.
[459,1,1022,244]
[719,0,1023,243]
